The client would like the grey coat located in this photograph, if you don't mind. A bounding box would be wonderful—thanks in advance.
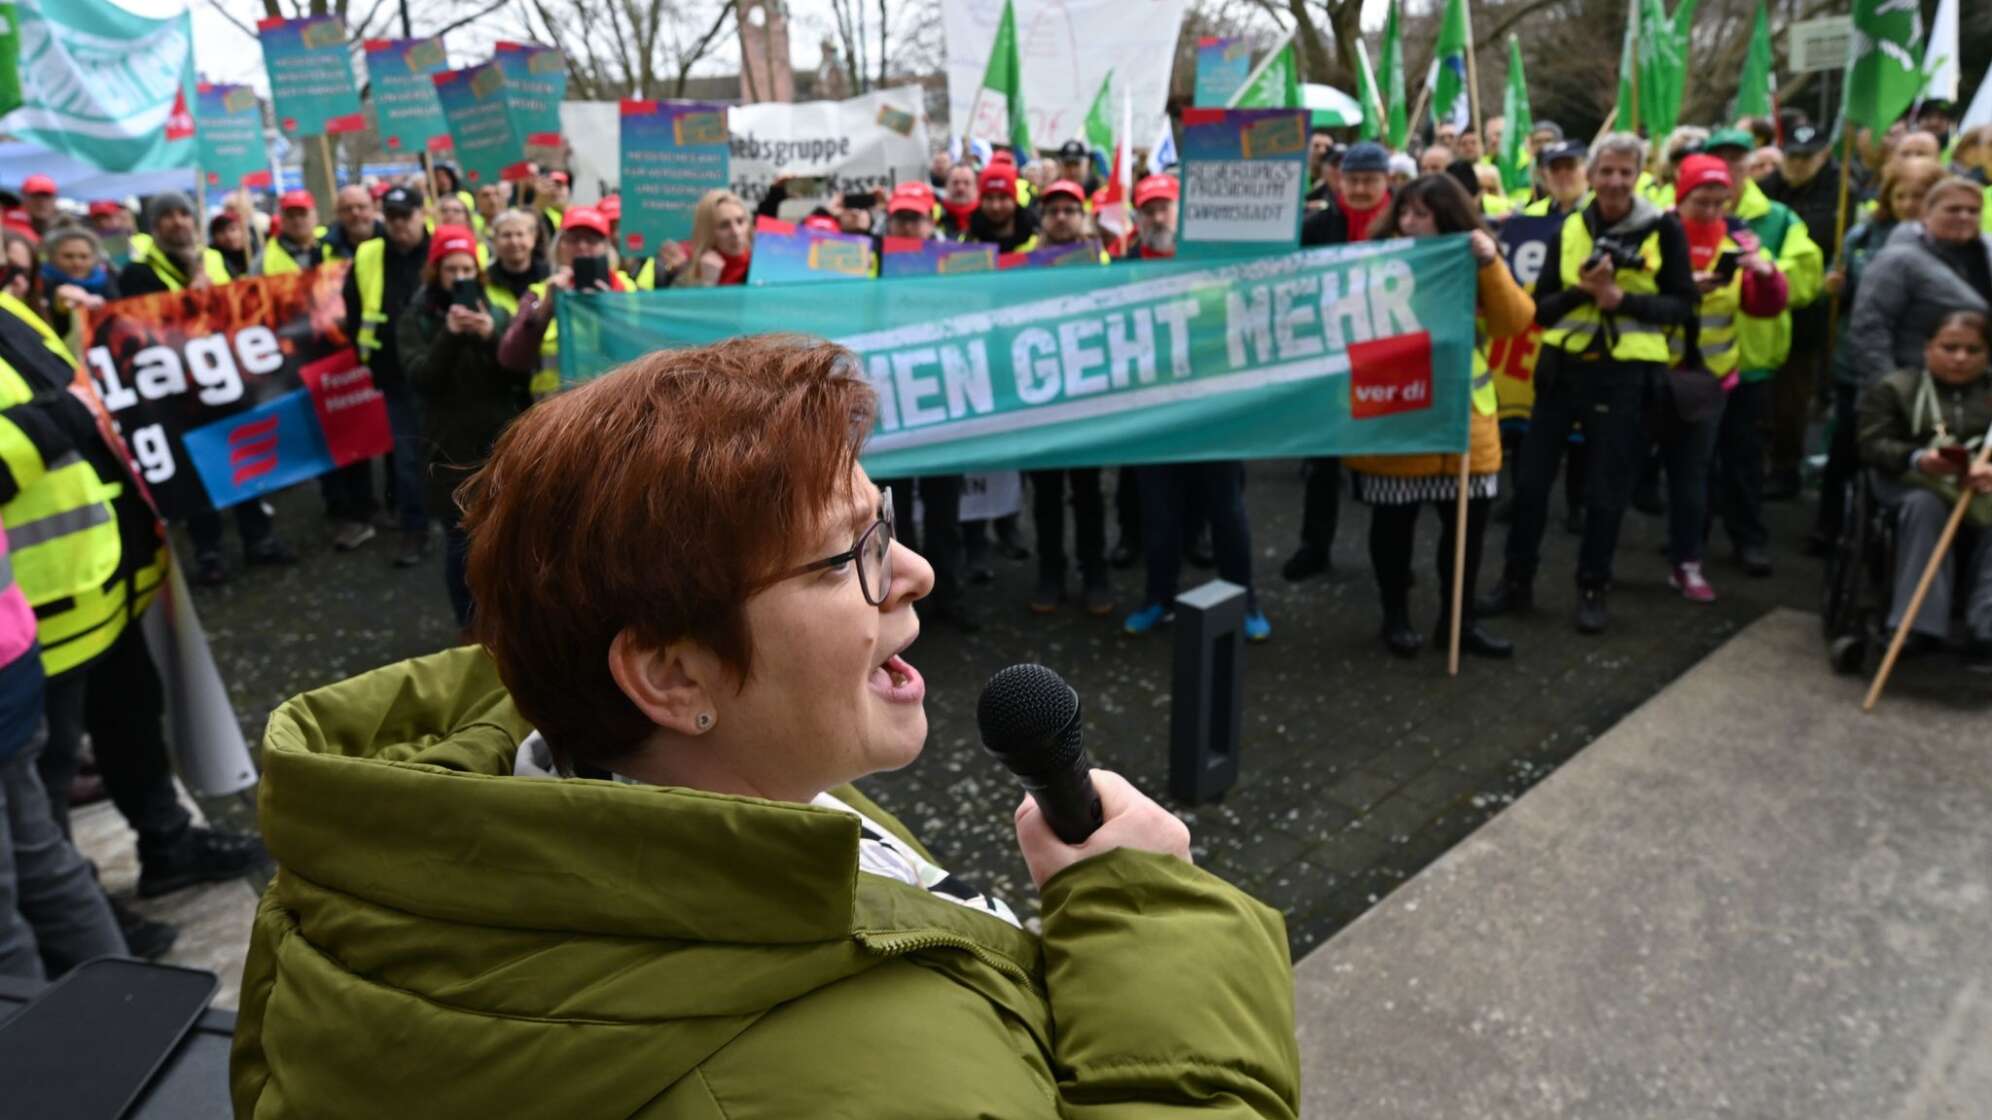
[1846,227,1992,384]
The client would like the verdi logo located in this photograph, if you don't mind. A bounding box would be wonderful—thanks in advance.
[15,2,189,136]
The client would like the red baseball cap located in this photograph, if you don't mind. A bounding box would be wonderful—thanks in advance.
[887,181,935,215]
[989,149,1017,166]
[1674,154,1732,199]
[547,170,570,184]
[559,206,610,237]
[596,194,622,220]
[978,166,1015,195]
[2,209,37,244]
[802,214,841,233]
[1134,174,1179,207]
[1042,179,1087,206]
[279,189,315,211]
[88,199,124,219]
[426,224,480,267]
[21,174,55,196]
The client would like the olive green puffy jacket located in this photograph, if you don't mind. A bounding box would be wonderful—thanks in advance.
[230,647,1301,1118]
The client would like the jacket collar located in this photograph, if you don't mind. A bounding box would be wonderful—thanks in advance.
[260,646,1039,970]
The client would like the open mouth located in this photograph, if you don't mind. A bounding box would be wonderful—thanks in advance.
[868,637,925,704]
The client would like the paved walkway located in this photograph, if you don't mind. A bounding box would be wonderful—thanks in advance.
[1294,608,1992,1118]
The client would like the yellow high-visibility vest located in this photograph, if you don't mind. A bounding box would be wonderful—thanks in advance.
[1538,211,1672,364]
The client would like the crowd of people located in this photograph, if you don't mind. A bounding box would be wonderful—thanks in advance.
[2,94,1990,984]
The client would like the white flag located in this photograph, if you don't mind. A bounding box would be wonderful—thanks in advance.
[1962,73,1992,134]
[1148,114,1177,171]
[1923,0,1958,102]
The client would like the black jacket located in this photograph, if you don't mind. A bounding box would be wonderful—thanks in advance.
[1762,160,1846,348]
[968,205,1040,253]
[1531,201,1696,360]
[324,219,384,261]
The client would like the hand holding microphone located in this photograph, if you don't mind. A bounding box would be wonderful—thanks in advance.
[978,664,1193,891]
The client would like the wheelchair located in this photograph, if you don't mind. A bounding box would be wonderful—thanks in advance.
[1822,469,1981,675]
[1821,470,1896,676]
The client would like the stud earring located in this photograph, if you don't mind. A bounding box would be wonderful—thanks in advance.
[695,712,714,731]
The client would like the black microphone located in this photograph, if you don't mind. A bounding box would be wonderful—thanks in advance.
[976,664,1104,844]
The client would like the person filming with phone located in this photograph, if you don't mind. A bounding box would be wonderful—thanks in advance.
[499,205,630,399]
[1857,310,1992,667]
[400,225,524,630]
[230,335,1301,1118]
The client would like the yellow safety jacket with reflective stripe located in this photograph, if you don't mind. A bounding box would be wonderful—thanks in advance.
[1539,211,1672,364]
[1730,178,1822,378]
[525,271,631,398]
[258,231,327,276]
[0,295,161,676]
[1470,319,1497,417]
[1522,195,1588,218]
[353,238,389,361]
[484,283,520,317]
[128,237,232,291]
[1664,225,1749,378]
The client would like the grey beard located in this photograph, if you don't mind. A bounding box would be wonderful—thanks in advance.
[1141,227,1175,254]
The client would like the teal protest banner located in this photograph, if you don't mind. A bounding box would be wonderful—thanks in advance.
[1177,108,1307,258]
[363,38,451,154]
[5,0,196,172]
[194,82,269,189]
[619,99,730,256]
[557,236,1476,477]
[493,40,565,165]
[257,15,364,139]
[433,62,529,185]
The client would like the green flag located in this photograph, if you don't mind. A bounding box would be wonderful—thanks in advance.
[1843,0,1928,134]
[1232,38,1301,109]
[975,0,1033,154]
[1431,0,1470,131]
[1375,0,1408,148]
[0,1,20,117]
[1355,40,1381,142]
[1083,69,1114,152]
[1638,0,1684,137]
[1734,1,1773,120]
[1496,36,1532,193]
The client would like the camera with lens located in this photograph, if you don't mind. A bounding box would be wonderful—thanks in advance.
[1582,235,1648,274]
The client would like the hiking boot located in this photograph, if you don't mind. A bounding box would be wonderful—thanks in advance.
[1475,574,1534,617]
[332,520,376,551]
[1574,587,1610,635]
[1281,546,1329,582]
[1669,561,1717,603]
[1082,582,1117,617]
[137,827,269,899]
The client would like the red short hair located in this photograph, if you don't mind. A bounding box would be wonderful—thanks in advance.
[461,335,876,767]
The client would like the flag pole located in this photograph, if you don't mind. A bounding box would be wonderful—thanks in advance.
[1822,124,1856,389]
[1462,0,1483,147]
[1226,29,1297,109]
[1355,38,1390,139]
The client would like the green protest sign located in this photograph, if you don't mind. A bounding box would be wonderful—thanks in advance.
[557,237,1476,477]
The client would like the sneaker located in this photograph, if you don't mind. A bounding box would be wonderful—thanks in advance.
[137,826,269,899]
[1737,545,1774,578]
[1029,579,1064,614]
[245,536,299,566]
[1244,609,1272,643]
[1380,612,1421,657]
[191,552,227,588]
[1082,582,1117,617]
[1436,618,1515,659]
[1123,603,1171,635]
[395,529,430,569]
[332,521,376,551]
[110,897,178,961]
[1669,561,1717,603]
[1281,546,1329,582]
[1574,587,1609,635]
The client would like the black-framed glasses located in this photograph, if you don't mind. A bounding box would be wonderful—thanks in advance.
[777,488,896,605]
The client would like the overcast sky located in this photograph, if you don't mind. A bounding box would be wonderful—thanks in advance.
[174,0,1391,97]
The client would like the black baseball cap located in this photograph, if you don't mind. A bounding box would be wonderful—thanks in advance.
[380,186,422,215]
[1784,125,1829,155]
[1542,140,1587,165]
[1057,139,1088,159]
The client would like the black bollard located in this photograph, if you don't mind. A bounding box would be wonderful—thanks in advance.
[1169,579,1245,804]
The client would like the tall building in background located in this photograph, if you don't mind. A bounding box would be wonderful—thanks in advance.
[738,0,796,103]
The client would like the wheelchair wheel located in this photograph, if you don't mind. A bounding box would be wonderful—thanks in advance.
[1829,633,1869,676]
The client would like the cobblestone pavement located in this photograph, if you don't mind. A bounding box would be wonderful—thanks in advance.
[181,460,1983,956]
